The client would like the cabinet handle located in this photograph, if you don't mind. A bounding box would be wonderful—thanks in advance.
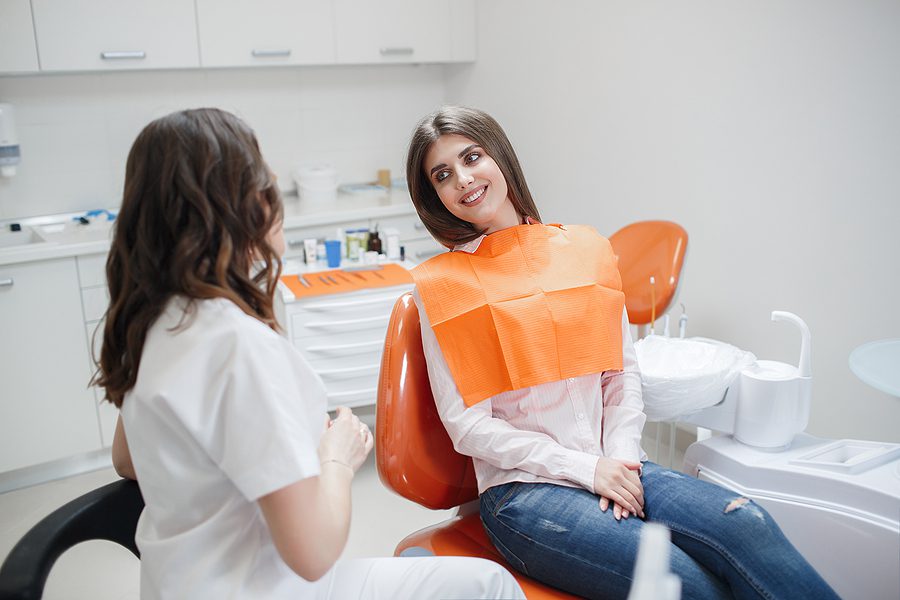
[380,47,414,56]
[306,315,389,328]
[327,387,377,400]
[287,239,307,247]
[317,364,380,377]
[414,221,427,230]
[100,51,146,60]
[303,295,398,311]
[415,249,444,259]
[307,340,383,353]
[252,49,292,57]
[0,277,13,287]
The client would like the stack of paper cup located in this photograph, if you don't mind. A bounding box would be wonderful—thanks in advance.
[292,165,338,204]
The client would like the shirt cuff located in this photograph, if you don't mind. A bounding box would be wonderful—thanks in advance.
[566,450,600,493]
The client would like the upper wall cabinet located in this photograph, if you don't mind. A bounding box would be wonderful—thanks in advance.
[333,0,475,64]
[31,0,200,72]
[0,0,40,73]
[196,0,335,68]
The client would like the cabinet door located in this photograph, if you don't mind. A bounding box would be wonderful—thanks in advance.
[0,258,101,472]
[197,0,335,67]
[0,0,39,73]
[31,0,200,72]
[333,0,469,64]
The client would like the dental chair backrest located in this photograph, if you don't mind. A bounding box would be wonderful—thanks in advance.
[376,292,478,510]
[608,221,688,326]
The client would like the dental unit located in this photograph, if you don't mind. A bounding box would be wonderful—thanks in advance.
[636,311,900,600]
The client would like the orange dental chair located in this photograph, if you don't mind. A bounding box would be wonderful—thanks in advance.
[608,220,688,330]
[376,293,579,599]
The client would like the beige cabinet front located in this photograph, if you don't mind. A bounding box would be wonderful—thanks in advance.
[0,258,101,472]
[197,0,335,68]
[0,0,40,73]
[31,0,200,72]
[333,0,475,64]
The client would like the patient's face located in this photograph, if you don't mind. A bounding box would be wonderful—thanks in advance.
[424,134,519,235]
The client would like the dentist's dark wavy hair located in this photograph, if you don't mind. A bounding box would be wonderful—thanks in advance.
[406,105,540,247]
[94,108,283,408]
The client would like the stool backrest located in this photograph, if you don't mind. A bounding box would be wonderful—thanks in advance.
[608,220,689,325]
[376,293,478,510]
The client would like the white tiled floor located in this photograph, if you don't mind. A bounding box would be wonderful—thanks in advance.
[0,453,453,600]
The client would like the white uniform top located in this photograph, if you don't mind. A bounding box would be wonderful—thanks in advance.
[120,296,328,600]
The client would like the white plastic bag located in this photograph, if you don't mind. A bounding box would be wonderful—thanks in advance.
[633,335,756,422]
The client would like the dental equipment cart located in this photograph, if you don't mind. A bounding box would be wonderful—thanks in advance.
[275,262,414,411]
[684,434,900,600]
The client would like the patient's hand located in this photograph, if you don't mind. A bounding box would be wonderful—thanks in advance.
[594,457,644,520]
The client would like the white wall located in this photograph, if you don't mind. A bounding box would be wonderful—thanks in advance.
[0,65,445,220]
[446,0,900,441]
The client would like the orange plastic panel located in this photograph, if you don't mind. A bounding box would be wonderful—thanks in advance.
[395,513,580,600]
[376,293,479,510]
[608,221,688,325]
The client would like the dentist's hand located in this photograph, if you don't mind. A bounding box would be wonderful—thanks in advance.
[318,406,373,473]
[594,457,644,520]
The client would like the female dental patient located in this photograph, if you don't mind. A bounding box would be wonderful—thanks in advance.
[406,105,839,600]
[95,108,524,600]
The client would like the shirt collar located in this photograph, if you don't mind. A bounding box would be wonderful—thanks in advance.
[452,217,540,254]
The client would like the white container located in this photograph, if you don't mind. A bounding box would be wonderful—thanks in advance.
[293,165,338,204]
[733,311,812,449]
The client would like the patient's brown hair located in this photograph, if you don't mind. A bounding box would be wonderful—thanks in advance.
[406,105,541,247]
[94,108,282,408]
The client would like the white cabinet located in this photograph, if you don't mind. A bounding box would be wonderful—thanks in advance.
[281,283,412,409]
[31,0,200,72]
[0,0,40,73]
[76,253,117,448]
[0,257,101,472]
[197,0,335,68]
[333,0,475,64]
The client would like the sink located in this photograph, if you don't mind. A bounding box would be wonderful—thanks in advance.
[0,227,50,249]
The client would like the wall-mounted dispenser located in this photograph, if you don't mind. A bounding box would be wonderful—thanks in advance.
[0,103,21,177]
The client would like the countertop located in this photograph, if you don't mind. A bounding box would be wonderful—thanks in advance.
[0,189,416,266]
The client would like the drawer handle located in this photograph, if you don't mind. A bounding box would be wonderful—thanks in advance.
[307,340,383,353]
[303,295,399,311]
[317,364,380,377]
[287,239,307,247]
[252,48,292,57]
[414,221,427,230]
[101,51,146,60]
[327,387,377,400]
[415,249,444,259]
[380,47,414,56]
[0,277,13,287]
[306,315,389,328]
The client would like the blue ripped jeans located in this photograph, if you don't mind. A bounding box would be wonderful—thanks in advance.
[479,462,839,600]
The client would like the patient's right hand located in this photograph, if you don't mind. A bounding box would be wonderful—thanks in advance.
[593,457,644,519]
[318,406,373,473]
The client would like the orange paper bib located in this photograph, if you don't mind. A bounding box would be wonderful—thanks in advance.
[412,224,625,407]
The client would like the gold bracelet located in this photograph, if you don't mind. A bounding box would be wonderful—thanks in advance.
[321,459,354,472]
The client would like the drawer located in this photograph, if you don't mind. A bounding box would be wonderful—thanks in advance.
[321,372,380,409]
[291,313,390,341]
[288,288,404,321]
[77,253,108,288]
[81,285,109,323]
[299,339,384,363]
[292,328,388,350]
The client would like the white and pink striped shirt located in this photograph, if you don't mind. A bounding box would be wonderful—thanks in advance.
[414,234,647,495]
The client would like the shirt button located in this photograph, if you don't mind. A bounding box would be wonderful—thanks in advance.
[577,413,585,420]
[568,377,576,383]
